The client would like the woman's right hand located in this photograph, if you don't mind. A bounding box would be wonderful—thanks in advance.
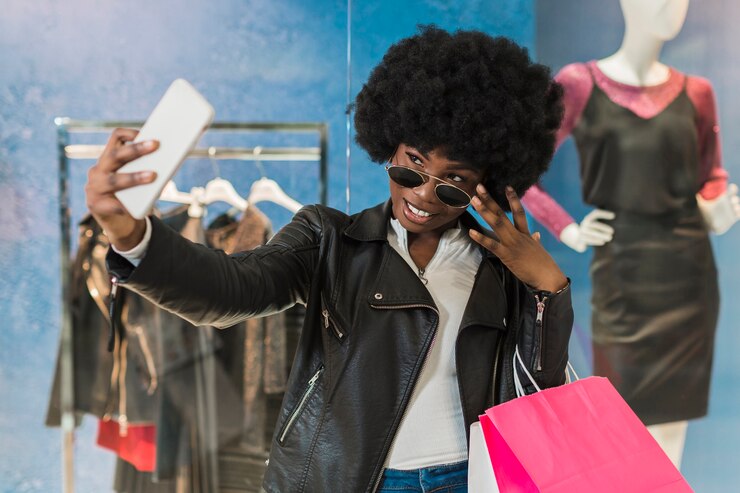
[85,128,159,250]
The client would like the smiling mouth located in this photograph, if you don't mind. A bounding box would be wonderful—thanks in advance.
[404,199,438,222]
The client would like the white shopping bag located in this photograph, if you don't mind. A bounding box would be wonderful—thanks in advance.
[468,421,500,492]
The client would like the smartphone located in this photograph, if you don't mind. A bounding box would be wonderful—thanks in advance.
[114,79,215,219]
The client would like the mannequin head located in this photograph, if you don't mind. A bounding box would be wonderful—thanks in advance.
[620,0,690,41]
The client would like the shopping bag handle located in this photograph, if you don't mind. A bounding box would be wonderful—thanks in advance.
[513,346,579,398]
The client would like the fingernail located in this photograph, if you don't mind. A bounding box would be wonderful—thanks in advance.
[472,196,481,207]
[476,184,486,193]
[139,171,156,180]
[506,185,514,192]
[144,140,158,150]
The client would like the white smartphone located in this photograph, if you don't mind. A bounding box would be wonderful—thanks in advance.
[114,79,215,219]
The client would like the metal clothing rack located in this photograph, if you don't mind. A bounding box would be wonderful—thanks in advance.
[54,118,328,493]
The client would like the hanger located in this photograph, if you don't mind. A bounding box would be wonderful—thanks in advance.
[244,145,303,213]
[202,177,247,211]
[159,180,194,205]
[247,177,302,213]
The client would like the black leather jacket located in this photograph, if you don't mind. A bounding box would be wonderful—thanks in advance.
[107,200,573,493]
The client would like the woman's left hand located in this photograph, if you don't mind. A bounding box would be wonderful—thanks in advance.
[469,184,568,293]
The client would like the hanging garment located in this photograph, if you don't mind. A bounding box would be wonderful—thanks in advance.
[206,205,302,492]
[571,68,718,425]
[46,214,160,427]
[47,207,241,492]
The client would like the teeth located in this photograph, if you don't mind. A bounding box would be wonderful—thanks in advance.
[407,202,432,217]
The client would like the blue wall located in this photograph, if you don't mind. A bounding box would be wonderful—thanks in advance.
[0,1,534,491]
[535,1,740,491]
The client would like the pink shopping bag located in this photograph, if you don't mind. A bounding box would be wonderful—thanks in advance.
[479,376,693,492]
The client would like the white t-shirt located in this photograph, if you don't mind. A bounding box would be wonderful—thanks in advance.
[385,218,482,469]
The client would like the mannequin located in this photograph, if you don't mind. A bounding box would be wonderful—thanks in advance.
[522,0,740,469]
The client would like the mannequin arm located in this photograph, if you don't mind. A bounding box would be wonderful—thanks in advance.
[558,209,615,253]
[697,183,740,235]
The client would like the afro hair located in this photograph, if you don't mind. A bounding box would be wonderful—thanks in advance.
[353,25,563,209]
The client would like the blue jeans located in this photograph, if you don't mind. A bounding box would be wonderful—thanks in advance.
[377,460,468,493]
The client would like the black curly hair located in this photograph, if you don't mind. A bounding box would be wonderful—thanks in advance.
[353,25,563,210]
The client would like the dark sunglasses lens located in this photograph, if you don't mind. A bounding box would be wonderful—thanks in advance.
[388,166,424,188]
[436,185,470,207]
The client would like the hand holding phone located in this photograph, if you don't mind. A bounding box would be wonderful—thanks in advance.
[114,79,215,219]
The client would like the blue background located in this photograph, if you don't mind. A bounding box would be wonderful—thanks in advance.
[0,0,738,491]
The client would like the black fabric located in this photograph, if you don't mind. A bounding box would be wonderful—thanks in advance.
[46,216,160,427]
[573,76,718,424]
[107,200,573,493]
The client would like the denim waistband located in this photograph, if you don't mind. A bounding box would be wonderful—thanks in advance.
[379,460,468,492]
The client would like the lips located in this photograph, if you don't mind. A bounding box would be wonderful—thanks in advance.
[403,199,438,224]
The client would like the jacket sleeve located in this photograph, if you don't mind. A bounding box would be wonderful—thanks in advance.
[515,279,573,392]
[106,205,322,328]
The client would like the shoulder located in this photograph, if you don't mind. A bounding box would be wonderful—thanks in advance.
[555,62,594,92]
[685,73,717,110]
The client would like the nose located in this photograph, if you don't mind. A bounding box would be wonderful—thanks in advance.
[413,176,439,204]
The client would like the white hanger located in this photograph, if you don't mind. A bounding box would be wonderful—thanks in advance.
[247,177,302,213]
[159,180,194,205]
[159,178,246,217]
[202,177,247,211]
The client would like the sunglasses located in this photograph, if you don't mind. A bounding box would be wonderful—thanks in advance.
[385,164,473,208]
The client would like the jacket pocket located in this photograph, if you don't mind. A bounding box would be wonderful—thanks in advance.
[277,365,324,446]
[321,296,346,343]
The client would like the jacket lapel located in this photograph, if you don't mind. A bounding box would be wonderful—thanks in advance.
[344,199,509,329]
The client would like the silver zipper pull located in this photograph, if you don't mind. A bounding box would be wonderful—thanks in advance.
[535,296,545,325]
[110,277,119,299]
[308,368,322,386]
[322,309,330,329]
[418,268,428,285]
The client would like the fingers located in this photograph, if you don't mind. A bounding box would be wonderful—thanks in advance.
[106,127,140,148]
[469,229,502,254]
[99,128,159,172]
[581,208,614,244]
[472,184,513,238]
[112,140,159,164]
[581,220,613,236]
[505,185,530,235]
[585,208,616,221]
[88,167,157,194]
[581,229,612,246]
[85,196,129,216]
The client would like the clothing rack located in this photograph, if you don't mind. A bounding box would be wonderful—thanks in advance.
[54,118,328,493]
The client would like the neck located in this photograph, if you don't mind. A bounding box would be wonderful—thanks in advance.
[599,27,667,85]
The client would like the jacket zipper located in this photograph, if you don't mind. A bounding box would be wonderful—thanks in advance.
[321,302,345,341]
[534,294,548,372]
[278,365,325,445]
[110,276,128,435]
[108,277,120,352]
[368,303,439,493]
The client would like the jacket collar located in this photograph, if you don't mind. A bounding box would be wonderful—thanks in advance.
[349,199,507,330]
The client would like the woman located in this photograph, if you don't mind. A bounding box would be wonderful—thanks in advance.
[86,26,572,493]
